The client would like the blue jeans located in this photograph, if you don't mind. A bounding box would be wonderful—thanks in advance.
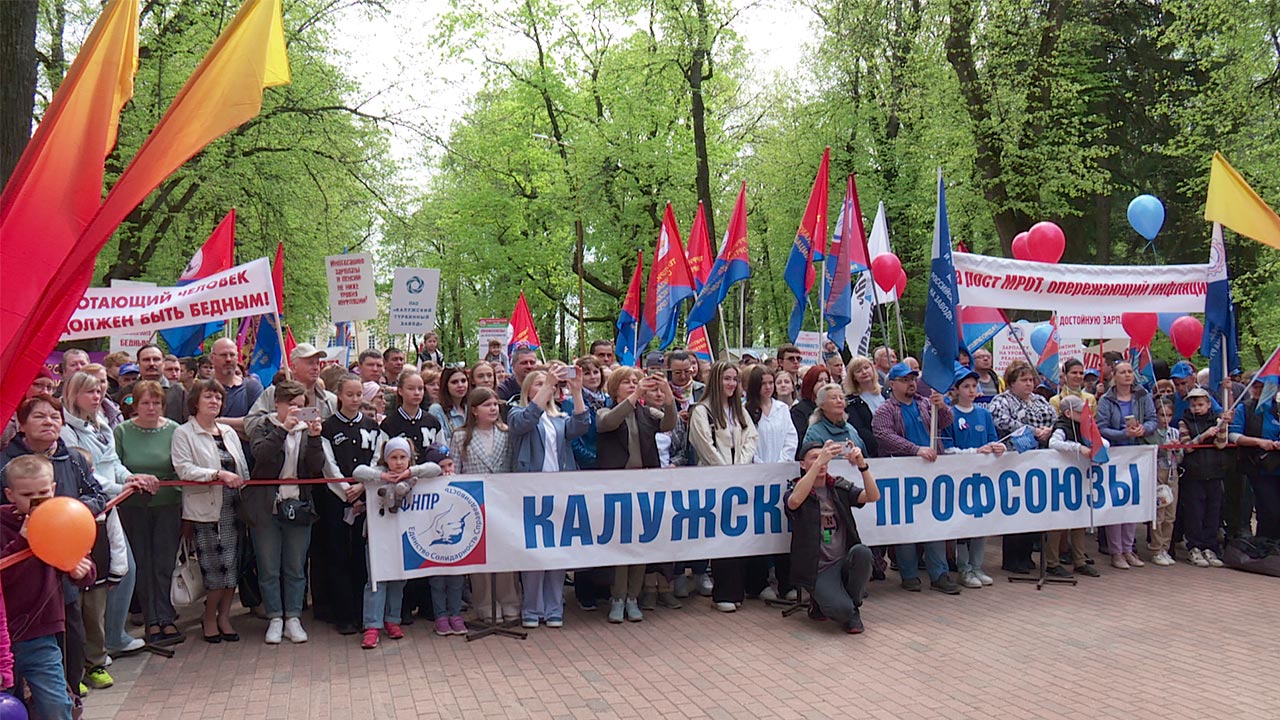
[105,538,136,652]
[520,570,565,621]
[13,635,73,720]
[250,521,312,618]
[429,575,464,618]
[956,537,987,575]
[362,551,405,629]
[895,541,949,582]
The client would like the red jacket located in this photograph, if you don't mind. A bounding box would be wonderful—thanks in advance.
[1,504,96,644]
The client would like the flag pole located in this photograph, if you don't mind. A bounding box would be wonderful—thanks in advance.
[738,282,746,349]
[716,306,731,360]
[274,312,292,380]
[1225,344,1280,413]
[1221,336,1230,409]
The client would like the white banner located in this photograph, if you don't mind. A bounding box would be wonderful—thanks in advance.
[62,258,276,341]
[108,279,156,353]
[476,318,508,362]
[325,253,378,322]
[991,321,1086,376]
[366,446,1156,581]
[953,252,1208,314]
[388,268,440,334]
[795,330,822,366]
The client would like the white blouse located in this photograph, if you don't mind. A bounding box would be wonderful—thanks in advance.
[753,399,799,463]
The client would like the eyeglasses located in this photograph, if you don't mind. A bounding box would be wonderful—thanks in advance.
[784,355,803,363]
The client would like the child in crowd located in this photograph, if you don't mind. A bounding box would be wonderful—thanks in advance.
[1149,397,1181,566]
[1047,395,1108,578]
[423,447,468,637]
[2,455,97,720]
[353,437,441,648]
[1178,388,1229,568]
[943,366,1006,587]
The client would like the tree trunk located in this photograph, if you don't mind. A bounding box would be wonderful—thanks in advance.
[686,0,722,354]
[0,0,38,187]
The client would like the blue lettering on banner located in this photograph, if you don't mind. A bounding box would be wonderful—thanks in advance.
[1089,465,1106,509]
[931,474,955,522]
[720,487,749,537]
[753,484,783,534]
[1000,471,1021,514]
[524,495,554,549]
[560,494,593,547]
[1025,469,1048,514]
[904,476,927,524]
[597,493,633,545]
[876,478,898,526]
[638,491,665,542]
[671,489,716,541]
[958,472,996,519]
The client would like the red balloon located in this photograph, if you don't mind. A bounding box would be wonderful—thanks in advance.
[893,269,907,297]
[1169,316,1204,359]
[871,253,902,293]
[1026,221,1066,263]
[1011,232,1033,260]
[1121,313,1159,347]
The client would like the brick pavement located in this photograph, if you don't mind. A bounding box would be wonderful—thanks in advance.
[83,544,1279,720]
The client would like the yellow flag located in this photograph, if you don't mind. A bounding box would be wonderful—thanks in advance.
[1205,151,1280,250]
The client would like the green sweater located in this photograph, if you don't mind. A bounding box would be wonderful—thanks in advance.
[114,419,182,507]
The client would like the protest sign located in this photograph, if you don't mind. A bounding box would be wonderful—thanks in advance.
[366,446,1155,581]
[953,252,1208,314]
[108,279,157,353]
[795,330,822,366]
[476,318,508,361]
[325,253,377,322]
[388,268,440,334]
[992,321,1085,375]
[61,259,276,341]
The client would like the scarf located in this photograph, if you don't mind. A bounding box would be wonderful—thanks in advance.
[268,414,307,501]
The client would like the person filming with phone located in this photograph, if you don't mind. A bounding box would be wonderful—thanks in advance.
[785,440,879,634]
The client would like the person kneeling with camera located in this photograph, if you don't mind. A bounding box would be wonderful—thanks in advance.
[785,440,880,634]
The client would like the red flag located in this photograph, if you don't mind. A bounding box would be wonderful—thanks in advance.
[0,0,139,426]
[1079,398,1110,463]
[687,326,712,362]
[638,204,696,351]
[182,209,236,281]
[272,241,285,315]
[283,326,297,361]
[686,202,713,290]
[617,250,644,366]
[506,292,541,354]
[784,148,830,340]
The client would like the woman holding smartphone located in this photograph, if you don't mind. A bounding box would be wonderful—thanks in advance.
[1095,362,1157,569]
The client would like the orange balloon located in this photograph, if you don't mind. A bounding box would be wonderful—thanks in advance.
[27,497,97,572]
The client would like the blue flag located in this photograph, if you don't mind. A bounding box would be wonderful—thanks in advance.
[248,314,283,387]
[687,184,751,334]
[921,170,959,396]
[1201,223,1239,394]
[1007,426,1039,453]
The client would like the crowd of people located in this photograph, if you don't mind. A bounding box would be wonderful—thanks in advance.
[1,332,1277,719]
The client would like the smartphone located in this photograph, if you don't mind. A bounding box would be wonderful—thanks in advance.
[1124,415,1137,426]
[843,441,857,455]
[295,406,321,423]
[563,366,577,379]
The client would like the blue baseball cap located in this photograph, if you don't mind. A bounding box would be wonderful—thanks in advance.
[952,362,979,387]
[1170,361,1196,380]
[120,363,140,376]
[886,362,919,381]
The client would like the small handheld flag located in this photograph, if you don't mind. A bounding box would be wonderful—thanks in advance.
[1079,403,1110,464]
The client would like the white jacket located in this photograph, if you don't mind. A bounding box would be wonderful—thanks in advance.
[689,404,758,466]
[753,400,798,464]
[172,419,250,522]
[59,412,128,581]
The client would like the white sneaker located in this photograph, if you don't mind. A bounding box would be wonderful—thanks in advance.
[1152,551,1174,566]
[1203,549,1225,568]
[110,637,145,654]
[284,617,309,643]
[104,655,112,667]
[783,588,798,601]
[757,586,780,602]
[960,571,983,589]
[1187,548,1209,568]
[976,570,994,586]
[713,601,736,613]
[265,618,284,644]
[696,573,714,596]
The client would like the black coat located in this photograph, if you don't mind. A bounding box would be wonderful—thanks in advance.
[243,421,326,528]
[596,405,664,470]
[785,474,864,591]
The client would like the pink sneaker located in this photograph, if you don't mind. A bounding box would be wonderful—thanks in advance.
[433,617,451,637]
[449,616,468,635]
[361,629,379,649]
[383,622,404,640]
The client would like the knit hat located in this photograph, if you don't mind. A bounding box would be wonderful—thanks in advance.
[384,437,413,461]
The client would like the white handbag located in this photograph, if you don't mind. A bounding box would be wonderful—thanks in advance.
[170,537,205,607]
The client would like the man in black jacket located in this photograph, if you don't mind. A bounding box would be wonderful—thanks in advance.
[785,440,879,634]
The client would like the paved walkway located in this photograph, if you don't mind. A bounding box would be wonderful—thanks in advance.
[84,546,1279,720]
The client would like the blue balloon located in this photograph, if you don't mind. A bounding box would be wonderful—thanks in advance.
[1127,194,1165,241]
[1157,312,1185,336]
[1030,323,1052,355]
[0,693,29,720]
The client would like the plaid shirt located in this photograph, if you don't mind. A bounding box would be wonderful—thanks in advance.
[988,392,1057,439]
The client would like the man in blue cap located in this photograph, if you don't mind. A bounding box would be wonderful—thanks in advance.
[871,362,959,595]
[1171,361,1221,419]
